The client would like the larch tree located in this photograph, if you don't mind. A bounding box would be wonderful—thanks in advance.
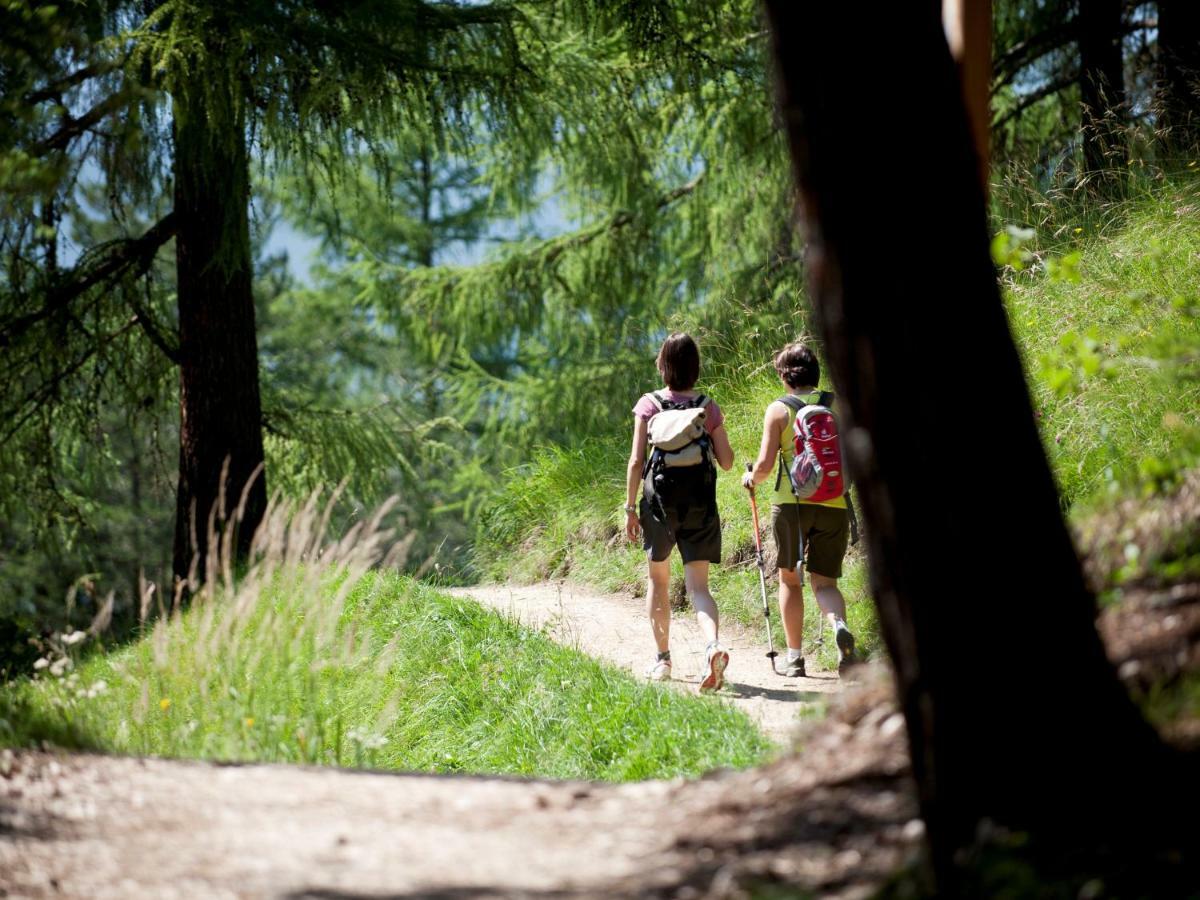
[2,0,540,586]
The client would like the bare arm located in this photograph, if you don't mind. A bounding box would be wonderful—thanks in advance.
[625,416,648,541]
[709,424,734,471]
[743,402,787,487]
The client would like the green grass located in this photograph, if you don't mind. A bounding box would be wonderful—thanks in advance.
[1003,179,1200,507]
[0,569,771,780]
[474,178,1200,668]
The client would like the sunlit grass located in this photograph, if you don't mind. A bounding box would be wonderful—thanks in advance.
[0,494,771,780]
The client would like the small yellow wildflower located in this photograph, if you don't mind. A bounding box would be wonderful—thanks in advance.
[1073,227,1083,234]
[160,698,171,712]
[243,717,255,728]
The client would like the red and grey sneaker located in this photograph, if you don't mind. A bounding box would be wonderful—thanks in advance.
[699,642,729,693]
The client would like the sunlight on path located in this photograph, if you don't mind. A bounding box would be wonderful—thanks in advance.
[448,582,847,746]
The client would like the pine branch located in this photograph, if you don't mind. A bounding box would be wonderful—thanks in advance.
[24,60,119,105]
[992,4,1154,95]
[0,319,138,448]
[993,72,1078,130]
[0,213,177,348]
[126,292,181,365]
[992,17,1080,93]
[33,90,130,155]
[540,172,704,266]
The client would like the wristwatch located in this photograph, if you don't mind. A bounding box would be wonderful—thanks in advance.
[623,504,637,514]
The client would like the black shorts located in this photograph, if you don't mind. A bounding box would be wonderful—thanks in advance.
[639,497,722,564]
[771,503,848,577]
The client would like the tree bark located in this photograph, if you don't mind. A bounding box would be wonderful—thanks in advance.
[762,0,1192,890]
[1077,0,1126,183]
[1157,0,1200,152]
[171,72,267,587]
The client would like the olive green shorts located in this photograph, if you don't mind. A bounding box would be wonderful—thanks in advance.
[771,503,848,577]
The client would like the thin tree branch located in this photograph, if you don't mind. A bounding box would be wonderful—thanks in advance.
[0,212,177,348]
[126,292,181,365]
[24,60,118,105]
[992,9,1155,95]
[540,173,704,266]
[0,319,137,448]
[993,17,1079,92]
[993,72,1078,130]
[33,90,129,155]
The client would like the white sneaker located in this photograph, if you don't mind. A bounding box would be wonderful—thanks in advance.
[699,642,729,693]
[646,657,672,681]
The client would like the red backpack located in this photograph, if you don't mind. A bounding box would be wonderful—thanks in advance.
[777,392,845,502]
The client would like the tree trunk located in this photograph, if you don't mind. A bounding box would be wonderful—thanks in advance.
[762,0,1191,890]
[1078,0,1126,183]
[171,74,267,587]
[1158,0,1200,152]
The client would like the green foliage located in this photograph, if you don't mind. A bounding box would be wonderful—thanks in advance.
[0,570,771,780]
[1000,178,1200,505]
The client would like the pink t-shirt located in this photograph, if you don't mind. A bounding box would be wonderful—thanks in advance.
[632,391,725,435]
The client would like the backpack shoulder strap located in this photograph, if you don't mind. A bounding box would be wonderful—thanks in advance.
[693,394,709,409]
[777,395,804,413]
[817,390,835,408]
[647,391,667,411]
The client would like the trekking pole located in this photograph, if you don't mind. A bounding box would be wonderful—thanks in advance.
[746,463,783,675]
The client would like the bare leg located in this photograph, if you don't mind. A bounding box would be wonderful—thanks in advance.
[647,558,671,653]
[683,560,719,645]
[809,571,846,629]
[778,566,805,649]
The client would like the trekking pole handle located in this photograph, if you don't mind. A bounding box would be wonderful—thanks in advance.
[745,462,765,558]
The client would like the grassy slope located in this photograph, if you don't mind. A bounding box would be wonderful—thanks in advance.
[0,572,771,781]
[1006,180,1200,507]
[475,180,1200,667]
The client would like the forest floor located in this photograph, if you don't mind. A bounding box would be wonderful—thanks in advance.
[3,477,1198,898]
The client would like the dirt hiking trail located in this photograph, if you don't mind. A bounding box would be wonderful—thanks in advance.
[1,674,916,900]
[448,581,847,746]
[4,575,1194,897]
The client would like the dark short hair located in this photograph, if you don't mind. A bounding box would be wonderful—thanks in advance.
[656,333,700,391]
[774,342,820,389]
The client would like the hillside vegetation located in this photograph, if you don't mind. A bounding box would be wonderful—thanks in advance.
[475,180,1200,666]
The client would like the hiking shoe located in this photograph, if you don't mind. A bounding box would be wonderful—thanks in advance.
[646,658,672,681]
[699,643,729,693]
[836,624,859,676]
[784,655,806,678]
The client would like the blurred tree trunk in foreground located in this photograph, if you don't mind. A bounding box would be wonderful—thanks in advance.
[762,0,1195,891]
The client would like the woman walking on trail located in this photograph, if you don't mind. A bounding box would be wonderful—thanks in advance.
[624,333,735,692]
[741,342,858,677]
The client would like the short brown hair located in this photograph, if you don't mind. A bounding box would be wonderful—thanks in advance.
[774,342,820,389]
[656,332,700,391]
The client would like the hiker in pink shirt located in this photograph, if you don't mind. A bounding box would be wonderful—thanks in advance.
[623,333,734,692]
